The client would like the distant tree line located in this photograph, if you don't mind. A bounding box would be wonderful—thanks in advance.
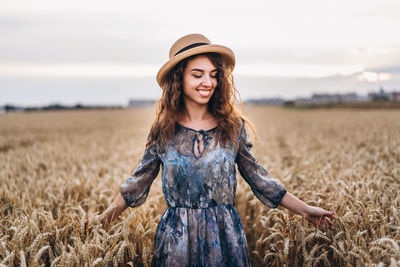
[245,88,400,109]
[1,103,124,113]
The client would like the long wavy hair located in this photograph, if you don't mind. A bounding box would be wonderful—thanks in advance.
[147,52,255,151]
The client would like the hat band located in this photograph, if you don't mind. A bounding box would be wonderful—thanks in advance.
[173,42,209,56]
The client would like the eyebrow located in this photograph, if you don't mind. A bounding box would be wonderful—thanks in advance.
[190,68,218,72]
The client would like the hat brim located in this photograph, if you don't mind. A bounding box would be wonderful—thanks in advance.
[156,44,235,87]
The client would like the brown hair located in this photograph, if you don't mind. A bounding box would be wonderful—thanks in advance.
[147,52,255,151]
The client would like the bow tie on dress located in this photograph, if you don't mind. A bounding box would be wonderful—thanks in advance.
[193,130,212,159]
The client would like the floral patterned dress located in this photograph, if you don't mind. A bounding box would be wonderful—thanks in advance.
[120,121,287,266]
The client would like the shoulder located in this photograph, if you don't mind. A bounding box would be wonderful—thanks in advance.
[237,118,257,147]
[145,132,162,156]
[237,118,248,139]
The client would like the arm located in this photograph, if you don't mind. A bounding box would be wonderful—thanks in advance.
[95,142,161,226]
[235,122,335,226]
[280,192,335,226]
[236,121,287,208]
[96,193,128,226]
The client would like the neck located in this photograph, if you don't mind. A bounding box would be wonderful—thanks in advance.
[181,101,210,123]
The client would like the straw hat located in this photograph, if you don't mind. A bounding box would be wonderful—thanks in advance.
[156,33,235,87]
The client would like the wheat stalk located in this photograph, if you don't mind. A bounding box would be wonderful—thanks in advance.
[19,250,27,267]
[33,245,49,266]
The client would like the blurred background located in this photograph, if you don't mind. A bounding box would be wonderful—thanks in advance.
[1,0,400,109]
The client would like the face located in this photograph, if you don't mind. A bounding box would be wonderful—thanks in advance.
[182,55,218,107]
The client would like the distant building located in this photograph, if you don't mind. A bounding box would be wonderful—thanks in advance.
[356,94,370,102]
[294,97,312,106]
[128,99,156,107]
[241,87,398,107]
[389,91,400,101]
[245,98,285,106]
[368,87,389,101]
[294,92,361,105]
[311,94,341,104]
[341,93,359,102]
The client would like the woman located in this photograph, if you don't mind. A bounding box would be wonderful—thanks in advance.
[96,34,335,266]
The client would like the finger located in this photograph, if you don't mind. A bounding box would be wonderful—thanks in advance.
[324,217,333,225]
[326,211,335,217]
[318,217,333,228]
[317,215,324,227]
[323,213,335,221]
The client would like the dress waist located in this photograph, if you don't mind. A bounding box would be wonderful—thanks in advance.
[167,203,234,209]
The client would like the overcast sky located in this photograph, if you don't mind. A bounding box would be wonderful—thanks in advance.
[1,0,400,106]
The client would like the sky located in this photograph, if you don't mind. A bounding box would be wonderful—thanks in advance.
[1,0,400,106]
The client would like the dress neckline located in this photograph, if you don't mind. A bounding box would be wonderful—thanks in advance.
[176,122,218,133]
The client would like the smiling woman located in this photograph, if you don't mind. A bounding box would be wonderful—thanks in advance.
[182,55,218,105]
[95,33,335,266]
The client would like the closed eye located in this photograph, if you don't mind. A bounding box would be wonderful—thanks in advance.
[193,75,217,79]
[190,69,218,79]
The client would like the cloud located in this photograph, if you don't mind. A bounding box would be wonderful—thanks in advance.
[356,64,400,83]
[0,13,167,63]
[357,72,392,83]
[0,63,158,78]
[1,0,399,105]
[235,63,365,78]
[237,44,400,67]
[368,65,400,74]
[236,71,400,100]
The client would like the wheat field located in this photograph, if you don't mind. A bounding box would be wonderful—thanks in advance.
[0,106,399,266]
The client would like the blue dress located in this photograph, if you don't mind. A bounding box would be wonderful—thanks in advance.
[120,121,287,266]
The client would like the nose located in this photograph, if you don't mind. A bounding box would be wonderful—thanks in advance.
[201,75,213,87]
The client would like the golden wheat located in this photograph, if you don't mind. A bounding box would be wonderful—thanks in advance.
[1,106,399,266]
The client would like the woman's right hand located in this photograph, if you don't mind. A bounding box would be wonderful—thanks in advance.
[90,193,128,228]
[87,214,105,227]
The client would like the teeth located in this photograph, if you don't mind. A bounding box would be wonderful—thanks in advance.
[198,90,210,97]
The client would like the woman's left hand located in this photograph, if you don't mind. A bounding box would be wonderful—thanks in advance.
[304,206,335,227]
[280,192,335,227]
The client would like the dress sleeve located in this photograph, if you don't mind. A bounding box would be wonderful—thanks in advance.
[235,121,287,208]
[120,143,161,208]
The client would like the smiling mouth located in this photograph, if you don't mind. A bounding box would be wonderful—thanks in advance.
[197,89,211,97]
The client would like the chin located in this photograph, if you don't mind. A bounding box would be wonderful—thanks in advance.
[195,99,211,106]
